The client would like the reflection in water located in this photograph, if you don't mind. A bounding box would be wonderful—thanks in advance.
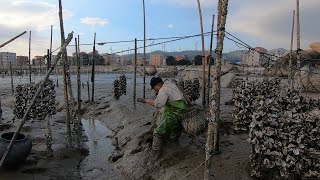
[80,119,113,172]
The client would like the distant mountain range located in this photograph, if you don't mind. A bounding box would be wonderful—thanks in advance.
[110,48,288,61]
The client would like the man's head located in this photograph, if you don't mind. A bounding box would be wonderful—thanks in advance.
[150,77,163,93]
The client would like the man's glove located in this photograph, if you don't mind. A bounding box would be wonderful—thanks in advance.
[137,98,145,103]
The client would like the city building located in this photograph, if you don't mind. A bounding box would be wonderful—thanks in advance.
[242,47,268,66]
[16,56,29,66]
[102,53,118,65]
[150,54,163,67]
[32,56,45,66]
[0,52,16,67]
[175,55,186,61]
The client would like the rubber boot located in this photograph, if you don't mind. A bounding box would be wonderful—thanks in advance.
[152,136,162,158]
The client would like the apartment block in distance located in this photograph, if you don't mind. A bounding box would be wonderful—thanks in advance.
[0,52,16,67]
[242,47,268,66]
[150,54,163,67]
[16,56,29,66]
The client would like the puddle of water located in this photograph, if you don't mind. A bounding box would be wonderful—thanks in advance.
[81,119,113,167]
[80,119,123,180]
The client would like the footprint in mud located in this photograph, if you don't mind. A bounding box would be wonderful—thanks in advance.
[21,167,47,174]
[160,150,188,168]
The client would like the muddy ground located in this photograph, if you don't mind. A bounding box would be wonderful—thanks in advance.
[1,72,317,180]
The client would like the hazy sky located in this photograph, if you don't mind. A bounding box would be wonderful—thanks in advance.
[0,0,319,57]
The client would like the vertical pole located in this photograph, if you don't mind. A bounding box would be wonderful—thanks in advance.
[10,62,14,95]
[289,10,295,91]
[49,25,53,69]
[91,33,96,102]
[296,0,301,87]
[205,0,229,179]
[134,39,137,109]
[87,81,90,101]
[196,0,206,108]
[45,117,53,157]
[75,37,81,148]
[58,0,72,147]
[47,49,50,71]
[206,15,215,106]
[142,0,146,99]
[28,31,32,83]
[78,35,80,66]
[0,96,2,121]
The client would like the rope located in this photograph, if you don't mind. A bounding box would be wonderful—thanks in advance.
[178,161,206,180]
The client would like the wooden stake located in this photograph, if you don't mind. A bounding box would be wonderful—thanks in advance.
[205,0,229,179]
[196,0,206,108]
[28,31,32,84]
[0,31,26,49]
[75,37,81,148]
[45,117,53,157]
[206,15,215,106]
[289,10,295,91]
[91,33,96,102]
[0,96,2,121]
[58,0,72,147]
[78,35,80,66]
[49,25,53,70]
[134,39,137,109]
[87,81,90,101]
[143,0,146,99]
[296,0,301,87]
[0,32,74,168]
[47,49,50,71]
[9,62,14,95]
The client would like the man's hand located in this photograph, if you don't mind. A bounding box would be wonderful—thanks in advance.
[137,98,145,103]
[144,99,155,106]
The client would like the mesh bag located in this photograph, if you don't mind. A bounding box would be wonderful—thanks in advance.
[181,107,208,137]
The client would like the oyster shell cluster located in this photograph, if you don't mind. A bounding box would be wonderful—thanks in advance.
[14,79,56,120]
[119,74,127,95]
[248,89,320,179]
[113,74,127,100]
[176,78,200,103]
[232,78,281,132]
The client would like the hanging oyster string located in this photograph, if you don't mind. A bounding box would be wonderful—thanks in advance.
[13,79,57,120]
[113,74,127,100]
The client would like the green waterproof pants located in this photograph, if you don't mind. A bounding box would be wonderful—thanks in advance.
[153,99,186,139]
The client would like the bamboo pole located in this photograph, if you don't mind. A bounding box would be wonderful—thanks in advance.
[289,10,295,91]
[143,0,146,99]
[205,0,229,179]
[28,31,32,84]
[0,32,74,168]
[75,37,81,148]
[10,62,14,95]
[45,116,53,157]
[0,96,2,121]
[58,0,72,147]
[49,25,53,70]
[47,49,50,71]
[296,0,301,87]
[0,31,26,49]
[206,15,215,106]
[87,81,90,101]
[134,38,137,109]
[78,35,80,66]
[196,0,206,108]
[91,33,96,102]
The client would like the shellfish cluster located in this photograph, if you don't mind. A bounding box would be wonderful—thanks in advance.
[175,78,200,103]
[113,74,127,100]
[248,90,320,179]
[232,78,281,132]
[14,79,56,120]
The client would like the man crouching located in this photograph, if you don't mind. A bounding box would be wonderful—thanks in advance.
[142,77,186,157]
